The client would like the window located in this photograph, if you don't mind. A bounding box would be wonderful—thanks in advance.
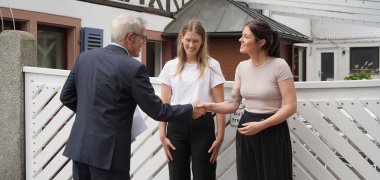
[350,47,379,74]
[0,8,81,69]
[0,20,21,32]
[37,25,67,69]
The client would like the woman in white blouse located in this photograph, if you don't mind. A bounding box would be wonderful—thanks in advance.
[158,19,226,180]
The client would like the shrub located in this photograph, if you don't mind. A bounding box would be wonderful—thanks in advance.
[344,71,372,80]
[345,61,378,80]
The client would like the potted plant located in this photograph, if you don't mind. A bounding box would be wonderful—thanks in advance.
[344,61,379,80]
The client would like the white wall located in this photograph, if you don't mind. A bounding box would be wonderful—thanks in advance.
[271,14,311,38]
[0,0,174,46]
[261,10,311,38]
[299,39,380,81]
[253,9,380,82]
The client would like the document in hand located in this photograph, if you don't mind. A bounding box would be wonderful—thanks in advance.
[131,107,148,142]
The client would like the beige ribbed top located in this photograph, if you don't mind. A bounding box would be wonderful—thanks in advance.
[235,57,293,113]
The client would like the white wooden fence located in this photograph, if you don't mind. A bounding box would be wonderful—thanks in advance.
[24,66,380,180]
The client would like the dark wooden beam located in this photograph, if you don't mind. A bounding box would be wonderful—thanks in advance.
[78,0,173,17]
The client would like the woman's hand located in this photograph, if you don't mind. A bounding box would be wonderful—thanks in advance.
[208,138,223,164]
[237,121,266,136]
[160,137,175,161]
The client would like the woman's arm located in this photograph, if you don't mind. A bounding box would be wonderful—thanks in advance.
[158,84,172,139]
[208,83,225,163]
[261,78,297,128]
[204,81,242,114]
[159,84,175,161]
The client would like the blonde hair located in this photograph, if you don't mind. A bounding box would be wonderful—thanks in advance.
[175,19,209,78]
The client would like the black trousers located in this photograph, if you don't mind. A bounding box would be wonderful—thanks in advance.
[72,160,130,180]
[167,112,216,180]
[236,111,292,180]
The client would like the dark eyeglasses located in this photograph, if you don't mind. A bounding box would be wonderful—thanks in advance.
[132,32,147,42]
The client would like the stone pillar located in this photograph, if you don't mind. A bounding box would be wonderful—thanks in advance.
[0,30,37,180]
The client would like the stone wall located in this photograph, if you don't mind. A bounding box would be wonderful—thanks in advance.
[0,30,36,180]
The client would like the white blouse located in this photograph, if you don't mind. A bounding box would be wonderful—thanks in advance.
[158,58,225,105]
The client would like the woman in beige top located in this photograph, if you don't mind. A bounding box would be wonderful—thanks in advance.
[201,19,297,180]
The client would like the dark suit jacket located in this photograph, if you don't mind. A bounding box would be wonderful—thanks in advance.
[60,45,193,172]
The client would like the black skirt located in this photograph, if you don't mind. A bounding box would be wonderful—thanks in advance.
[235,111,292,180]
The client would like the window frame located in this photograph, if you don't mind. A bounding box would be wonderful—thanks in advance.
[0,7,81,69]
[349,46,379,74]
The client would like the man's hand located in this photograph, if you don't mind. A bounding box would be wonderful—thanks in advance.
[192,101,205,119]
[197,103,212,112]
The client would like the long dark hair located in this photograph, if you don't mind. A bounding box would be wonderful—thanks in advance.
[246,19,280,57]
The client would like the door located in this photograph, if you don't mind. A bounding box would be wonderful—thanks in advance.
[146,41,162,77]
[292,46,307,81]
[318,50,337,81]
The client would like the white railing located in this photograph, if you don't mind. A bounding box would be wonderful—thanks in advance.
[291,80,380,180]
[24,66,380,180]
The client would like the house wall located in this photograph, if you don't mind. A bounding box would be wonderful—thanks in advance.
[208,37,294,81]
[0,0,182,71]
[267,13,380,81]
[0,0,174,51]
[0,7,82,69]
[1,0,311,80]
[209,37,249,81]
[270,13,312,38]
[299,39,380,81]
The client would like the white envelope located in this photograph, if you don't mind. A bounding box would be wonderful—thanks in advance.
[131,107,148,142]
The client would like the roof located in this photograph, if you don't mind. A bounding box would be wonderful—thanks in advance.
[243,0,380,28]
[312,20,380,40]
[163,0,311,43]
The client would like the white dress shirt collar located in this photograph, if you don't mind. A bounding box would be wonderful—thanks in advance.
[110,43,130,55]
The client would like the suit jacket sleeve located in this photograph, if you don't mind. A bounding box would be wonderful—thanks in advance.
[60,62,78,112]
[132,65,193,123]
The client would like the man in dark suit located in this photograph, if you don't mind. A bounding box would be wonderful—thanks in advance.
[60,14,204,180]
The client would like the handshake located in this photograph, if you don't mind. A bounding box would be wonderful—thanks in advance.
[191,101,212,119]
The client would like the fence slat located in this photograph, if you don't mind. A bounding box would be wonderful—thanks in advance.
[133,148,166,179]
[34,107,74,155]
[53,160,72,180]
[32,90,63,136]
[33,117,74,174]
[216,142,236,178]
[299,101,380,179]
[31,85,59,119]
[337,99,380,143]
[291,134,336,180]
[130,131,162,175]
[218,164,237,180]
[219,124,236,153]
[131,117,158,155]
[34,148,68,179]
[315,100,380,168]
[361,99,380,119]
[292,160,313,180]
[289,114,357,179]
